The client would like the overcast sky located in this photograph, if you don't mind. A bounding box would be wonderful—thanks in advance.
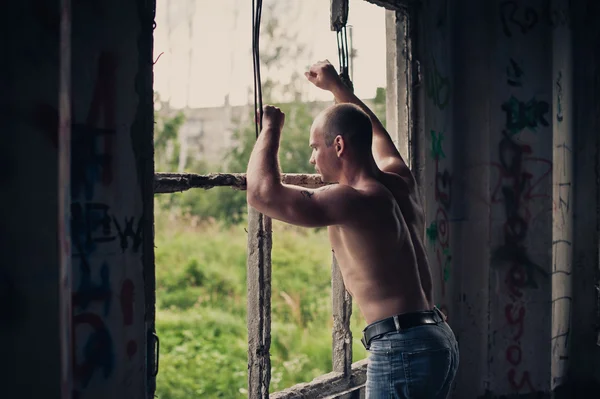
[153,0,387,108]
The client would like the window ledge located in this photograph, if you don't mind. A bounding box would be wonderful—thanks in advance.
[271,359,368,399]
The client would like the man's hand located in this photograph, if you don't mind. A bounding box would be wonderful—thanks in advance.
[304,60,345,93]
[261,105,285,131]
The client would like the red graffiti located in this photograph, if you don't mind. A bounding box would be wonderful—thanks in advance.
[120,279,134,326]
[508,369,535,392]
[430,143,452,318]
[70,53,119,397]
[72,313,114,388]
[435,207,450,248]
[506,264,527,298]
[86,52,117,185]
[506,345,523,366]
[435,158,452,209]
[71,52,117,200]
[505,303,525,340]
[493,130,547,392]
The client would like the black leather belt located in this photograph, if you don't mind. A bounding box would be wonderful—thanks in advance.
[361,307,446,350]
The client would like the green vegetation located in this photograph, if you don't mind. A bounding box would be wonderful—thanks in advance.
[153,84,386,397]
[154,209,368,398]
[153,6,388,397]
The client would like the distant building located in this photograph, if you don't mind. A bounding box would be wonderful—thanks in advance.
[158,97,376,169]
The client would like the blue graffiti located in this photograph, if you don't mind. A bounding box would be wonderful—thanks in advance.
[73,259,111,316]
[71,124,115,201]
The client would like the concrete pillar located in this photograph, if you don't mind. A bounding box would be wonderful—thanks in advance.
[449,0,496,394]
[69,0,155,398]
[1,1,72,398]
[410,0,600,396]
[570,0,600,392]
[419,0,455,327]
[385,9,414,170]
[550,0,573,389]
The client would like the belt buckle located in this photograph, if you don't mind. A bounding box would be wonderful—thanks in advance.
[433,306,447,322]
[361,332,369,350]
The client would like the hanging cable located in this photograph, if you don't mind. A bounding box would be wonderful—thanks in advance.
[252,0,264,138]
[336,25,353,93]
[331,0,353,93]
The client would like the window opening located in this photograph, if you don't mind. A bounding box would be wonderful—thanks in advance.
[153,1,391,397]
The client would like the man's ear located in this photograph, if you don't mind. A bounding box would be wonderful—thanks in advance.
[334,135,345,157]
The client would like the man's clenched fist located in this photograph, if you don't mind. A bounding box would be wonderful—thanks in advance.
[304,60,344,92]
[261,105,285,131]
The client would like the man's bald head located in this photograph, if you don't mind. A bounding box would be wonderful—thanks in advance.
[314,103,373,156]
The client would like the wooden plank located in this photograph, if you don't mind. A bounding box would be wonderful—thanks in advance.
[247,207,272,399]
[271,360,368,399]
[154,172,328,193]
[332,255,353,376]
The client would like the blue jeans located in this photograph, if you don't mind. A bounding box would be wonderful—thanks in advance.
[366,321,459,398]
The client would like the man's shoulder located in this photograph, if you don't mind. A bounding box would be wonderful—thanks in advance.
[343,181,396,209]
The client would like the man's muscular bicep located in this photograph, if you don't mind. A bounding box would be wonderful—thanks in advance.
[250,183,362,228]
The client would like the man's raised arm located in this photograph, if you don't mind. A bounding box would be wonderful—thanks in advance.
[305,61,410,178]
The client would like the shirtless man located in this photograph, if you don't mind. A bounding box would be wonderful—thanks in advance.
[246,60,459,398]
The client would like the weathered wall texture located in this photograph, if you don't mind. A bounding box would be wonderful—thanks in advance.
[413,0,600,397]
[420,0,455,329]
[570,0,600,391]
[69,0,155,398]
[1,0,155,398]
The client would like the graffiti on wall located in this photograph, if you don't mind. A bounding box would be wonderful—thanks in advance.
[425,57,451,111]
[501,95,549,136]
[492,48,552,391]
[555,71,564,123]
[551,142,572,364]
[70,51,142,395]
[426,129,452,319]
[499,0,571,38]
[507,58,525,87]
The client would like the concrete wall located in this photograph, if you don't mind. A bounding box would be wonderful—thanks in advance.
[1,1,71,397]
[410,0,600,397]
[570,0,600,392]
[69,0,155,398]
[2,0,156,398]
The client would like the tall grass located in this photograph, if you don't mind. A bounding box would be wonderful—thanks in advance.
[154,206,368,398]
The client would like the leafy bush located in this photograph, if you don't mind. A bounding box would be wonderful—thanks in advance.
[154,208,368,398]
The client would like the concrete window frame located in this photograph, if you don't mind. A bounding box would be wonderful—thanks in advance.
[153,1,417,397]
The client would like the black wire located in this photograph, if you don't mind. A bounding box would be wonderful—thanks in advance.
[336,30,343,73]
[252,0,258,138]
[343,26,349,73]
[256,0,263,132]
[337,26,349,77]
[252,0,264,138]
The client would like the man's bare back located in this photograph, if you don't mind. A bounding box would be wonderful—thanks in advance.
[327,171,430,324]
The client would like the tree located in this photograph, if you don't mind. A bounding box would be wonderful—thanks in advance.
[155,3,387,225]
[373,86,386,128]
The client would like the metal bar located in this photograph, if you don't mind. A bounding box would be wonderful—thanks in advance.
[247,207,272,399]
[154,172,328,194]
[332,255,353,376]
[271,359,368,399]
